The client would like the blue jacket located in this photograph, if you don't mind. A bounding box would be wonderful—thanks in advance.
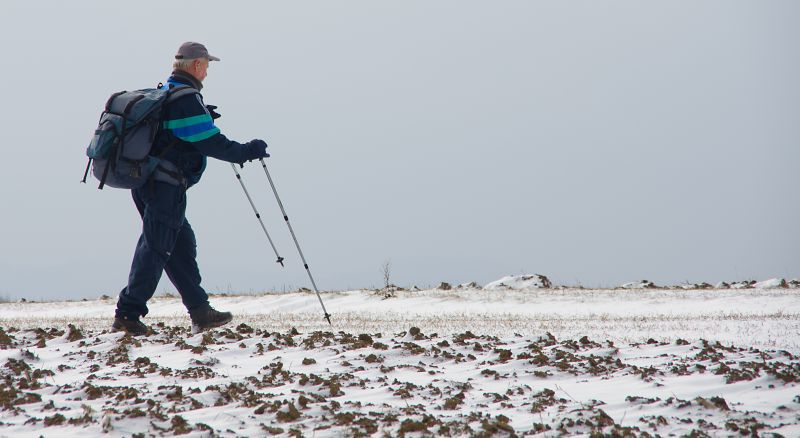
[153,71,260,187]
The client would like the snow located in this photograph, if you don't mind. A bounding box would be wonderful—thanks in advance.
[620,280,658,289]
[755,278,788,289]
[731,280,756,289]
[483,274,550,290]
[0,285,798,436]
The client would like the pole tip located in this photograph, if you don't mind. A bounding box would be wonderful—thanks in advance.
[277,257,285,267]
[324,313,332,325]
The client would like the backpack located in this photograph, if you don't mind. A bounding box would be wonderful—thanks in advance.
[82,85,198,189]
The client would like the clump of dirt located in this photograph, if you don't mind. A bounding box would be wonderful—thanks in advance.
[401,342,426,355]
[695,396,730,411]
[443,391,465,410]
[43,413,66,426]
[531,388,562,413]
[481,414,516,436]
[408,327,426,340]
[0,328,14,346]
[262,425,284,435]
[66,324,84,342]
[494,348,512,362]
[4,358,30,376]
[276,403,301,423]
[170,415,192,434]
[67,404,94,425]
[236,323,254,334]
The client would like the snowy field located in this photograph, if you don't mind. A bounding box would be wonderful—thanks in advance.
[0,284,798,436]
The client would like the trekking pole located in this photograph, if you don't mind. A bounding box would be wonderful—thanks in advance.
[230,163,285,267]
[259,158,332,325]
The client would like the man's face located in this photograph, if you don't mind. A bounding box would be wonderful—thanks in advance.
[192,58,210,82]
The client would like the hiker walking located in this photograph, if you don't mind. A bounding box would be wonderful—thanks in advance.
[112,42,269,335]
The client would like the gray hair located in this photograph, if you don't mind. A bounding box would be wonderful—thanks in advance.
[173,57,198,71]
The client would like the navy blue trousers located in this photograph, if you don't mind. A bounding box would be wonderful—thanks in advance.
[115,181,210,319]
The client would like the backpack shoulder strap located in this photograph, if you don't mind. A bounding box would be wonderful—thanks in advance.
[165,85,199,104]
[151,85,200,162]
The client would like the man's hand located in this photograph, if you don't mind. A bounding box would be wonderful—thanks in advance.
[206,105,221,120]
[245,139,270,162]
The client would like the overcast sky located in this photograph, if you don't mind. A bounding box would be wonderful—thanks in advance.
[1,1,798,300]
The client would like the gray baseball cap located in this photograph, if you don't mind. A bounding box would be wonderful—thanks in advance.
[175,42,220,61]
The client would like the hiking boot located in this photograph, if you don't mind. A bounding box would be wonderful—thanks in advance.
[111,316,150,336]
[190,307,233,333]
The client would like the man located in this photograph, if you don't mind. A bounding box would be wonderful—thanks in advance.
[112,42,269,336]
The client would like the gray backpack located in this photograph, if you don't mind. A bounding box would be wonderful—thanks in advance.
[82,85,197,189]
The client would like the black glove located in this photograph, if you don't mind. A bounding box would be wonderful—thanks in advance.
[206,105,221,120]
[245,139,269,162]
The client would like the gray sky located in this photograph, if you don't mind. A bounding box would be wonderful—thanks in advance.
[1,1,798,300]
